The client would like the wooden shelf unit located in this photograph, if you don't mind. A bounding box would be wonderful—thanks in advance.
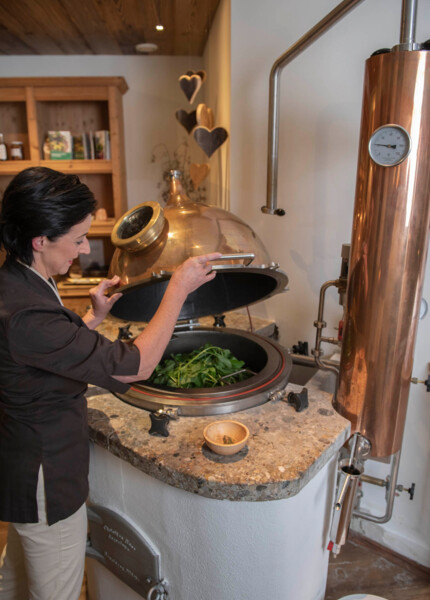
[0,77,129,297]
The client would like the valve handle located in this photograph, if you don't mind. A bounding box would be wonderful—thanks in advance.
[410,374,430,391]
[407,482,415,500]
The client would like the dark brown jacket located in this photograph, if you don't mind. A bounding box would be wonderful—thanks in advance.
[0,259,140,525]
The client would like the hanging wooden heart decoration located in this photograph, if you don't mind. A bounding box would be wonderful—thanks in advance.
[186,70,207,83]
[196,104,214,129]
[193,126,229,158]
[190,163,210,188]
[175,109,197,134]
[179,74,202,104]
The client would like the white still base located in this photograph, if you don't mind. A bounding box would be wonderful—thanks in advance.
[86,443,337,600]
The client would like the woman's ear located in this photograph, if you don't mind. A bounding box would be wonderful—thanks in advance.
[32,236,46,253]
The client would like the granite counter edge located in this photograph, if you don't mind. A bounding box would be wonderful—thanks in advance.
[88,418,350,502]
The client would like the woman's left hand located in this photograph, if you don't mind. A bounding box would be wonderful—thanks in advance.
[83,275,123,329]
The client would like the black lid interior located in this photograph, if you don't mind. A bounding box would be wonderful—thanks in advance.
[110,268,287,322]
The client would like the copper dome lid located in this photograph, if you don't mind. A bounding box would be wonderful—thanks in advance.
[108,171,288,322]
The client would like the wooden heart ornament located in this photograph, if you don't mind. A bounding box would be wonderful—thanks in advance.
[175,109,197,134]
[196,104,214,129]
[179,74,202,104]
[193,126,228,158]
[190,163,210,188]
[186,70,207,83]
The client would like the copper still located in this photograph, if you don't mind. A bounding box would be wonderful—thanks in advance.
[329,36,430,555]
[108,171,291,416]
[263,0,429,556]
[334,47,430,459]
[109,170,288,323]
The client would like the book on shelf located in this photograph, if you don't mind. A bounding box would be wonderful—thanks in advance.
[72,134,85,159]
[48,131,73,160]
[83,132,95,159]
[47,131,110,160]
[94,130,110,160]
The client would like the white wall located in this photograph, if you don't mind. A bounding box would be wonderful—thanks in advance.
[230,0,430,567]
[0,54,204,207]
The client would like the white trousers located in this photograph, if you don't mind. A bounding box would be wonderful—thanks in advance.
[0,467,87,600]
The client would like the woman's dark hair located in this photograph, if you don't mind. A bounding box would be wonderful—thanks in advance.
[0,167,97,265]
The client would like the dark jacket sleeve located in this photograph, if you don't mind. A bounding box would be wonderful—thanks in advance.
[7,306,140,393]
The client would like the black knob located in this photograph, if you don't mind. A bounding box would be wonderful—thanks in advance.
[287,388,309,412]
[213,314,226,327]
[371,48,391,57]
[118,323,133,340]
[292,341,309,356]
[149,412,170,437]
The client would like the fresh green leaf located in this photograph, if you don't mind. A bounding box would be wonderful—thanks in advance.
[147,343,251,389]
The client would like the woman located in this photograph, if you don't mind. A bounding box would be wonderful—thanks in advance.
[0,167,220,600]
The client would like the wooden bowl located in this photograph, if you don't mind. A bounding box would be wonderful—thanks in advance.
[203,420,249,456]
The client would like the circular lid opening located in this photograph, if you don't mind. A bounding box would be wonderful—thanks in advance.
[111,202,165,253]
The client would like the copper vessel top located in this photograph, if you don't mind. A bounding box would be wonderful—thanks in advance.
[108,171,288,322]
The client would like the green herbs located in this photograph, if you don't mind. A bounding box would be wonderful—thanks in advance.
[223,435,234,445]
[148,343,251,389]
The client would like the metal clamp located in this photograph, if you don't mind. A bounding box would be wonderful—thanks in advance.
[147,580,169,599]
[149,408,179,437]
[286,388,309,412]
[118,323,133,340]
[268,386,288,403]
[268,385,308,412]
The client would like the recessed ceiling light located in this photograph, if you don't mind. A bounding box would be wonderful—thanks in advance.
[135,43,158,54]
[155,24,164,31]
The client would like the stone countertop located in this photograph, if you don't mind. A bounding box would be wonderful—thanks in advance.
[86,312,350,502]
[87,382,349,502]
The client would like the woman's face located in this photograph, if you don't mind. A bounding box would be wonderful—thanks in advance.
[36,214,92,278]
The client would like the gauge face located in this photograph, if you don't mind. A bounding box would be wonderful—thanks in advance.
[368,124,411,166]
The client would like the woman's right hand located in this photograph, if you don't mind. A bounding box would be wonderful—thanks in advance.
[114,252,223,383]
[169,252,222,296]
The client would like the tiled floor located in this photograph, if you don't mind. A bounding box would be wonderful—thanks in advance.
[2,522,429,600]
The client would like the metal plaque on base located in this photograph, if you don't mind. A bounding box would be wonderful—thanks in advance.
[86,504,168,599]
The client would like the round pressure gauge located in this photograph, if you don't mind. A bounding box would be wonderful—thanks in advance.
[368,124,411,166]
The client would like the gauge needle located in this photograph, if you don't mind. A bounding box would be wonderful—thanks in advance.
[375,144,397,148]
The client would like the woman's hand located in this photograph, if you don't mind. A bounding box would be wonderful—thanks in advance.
[168,252,222,296]
[114,252,223,382]
[82,275,123,330]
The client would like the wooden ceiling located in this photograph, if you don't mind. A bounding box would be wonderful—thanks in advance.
[0,0,220,56]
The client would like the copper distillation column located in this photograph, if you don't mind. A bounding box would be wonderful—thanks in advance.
[328,5,430,553]
[263,0,430,556]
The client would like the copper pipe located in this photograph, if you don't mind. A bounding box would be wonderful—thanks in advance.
[334,50,430,457]
[360,473,387,488]
[263,0,366,215]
